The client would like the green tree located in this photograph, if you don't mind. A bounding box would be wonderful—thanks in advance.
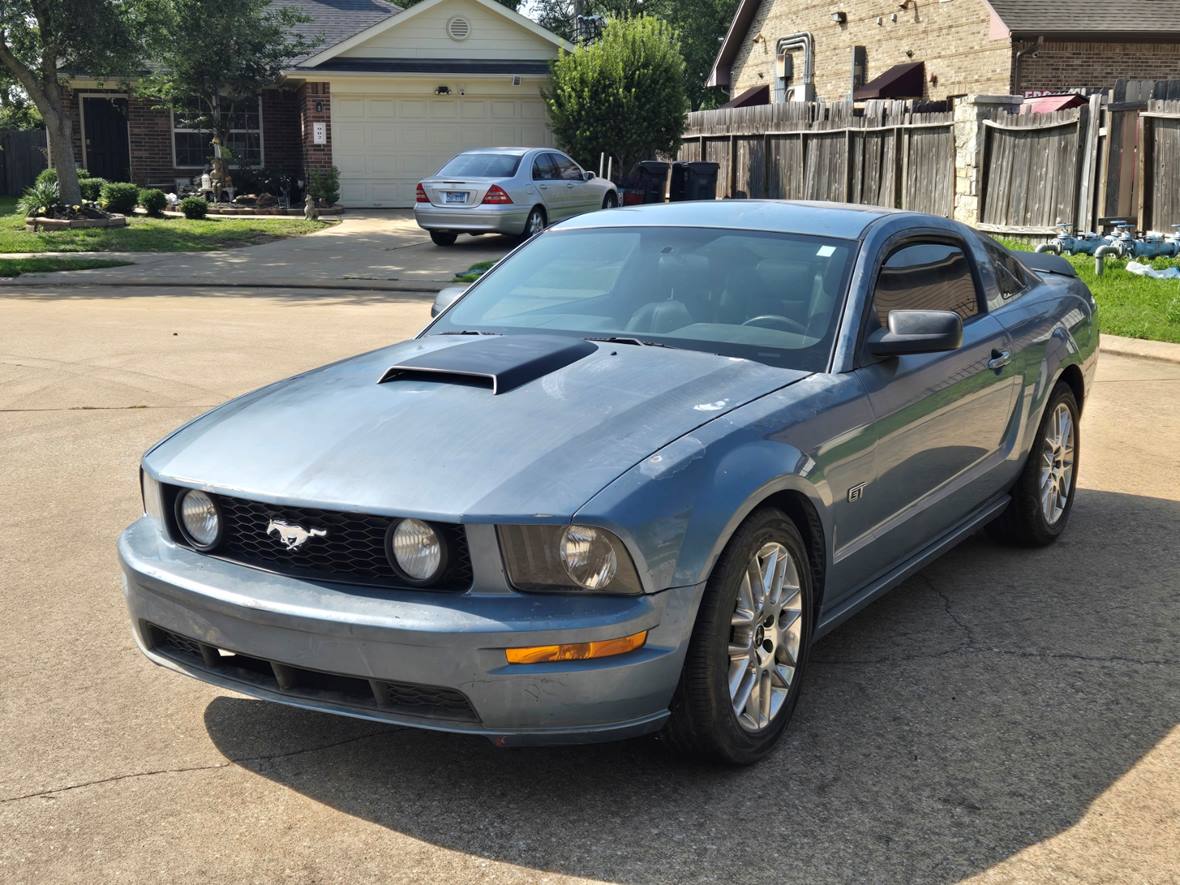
[0,0,143,202]
[140,0,319,187]
[544,15,687,180]
[532,0,738,109]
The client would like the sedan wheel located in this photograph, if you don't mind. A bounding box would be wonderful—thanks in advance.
[663,508,812,764]
[522,207,546,239]
[1039,402,1075,526]
[603,192,619,209]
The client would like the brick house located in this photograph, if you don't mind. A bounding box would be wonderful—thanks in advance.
[60,0,567,207]
[707,0,1180,106]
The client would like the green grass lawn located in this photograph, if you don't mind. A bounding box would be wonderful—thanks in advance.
[0,256,132,277]
[1004,242,1180,344]
[454,260,497,283]
[0,196,328,254]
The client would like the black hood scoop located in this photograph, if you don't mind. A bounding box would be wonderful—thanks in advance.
[379,334,597,395]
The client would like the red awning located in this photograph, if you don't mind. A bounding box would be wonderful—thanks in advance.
[1021,94,1087,114]
[854,62,925,101]
[721,84,770,108]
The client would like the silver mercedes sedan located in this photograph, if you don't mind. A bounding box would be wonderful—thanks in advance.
[414,147,619,246]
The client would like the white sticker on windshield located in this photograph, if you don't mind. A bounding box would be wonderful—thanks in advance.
[816,245,836,257]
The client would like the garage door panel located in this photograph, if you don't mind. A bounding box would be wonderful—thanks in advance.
[333,92,553,208]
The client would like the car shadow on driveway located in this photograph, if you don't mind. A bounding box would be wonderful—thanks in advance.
[202,488,1179,883]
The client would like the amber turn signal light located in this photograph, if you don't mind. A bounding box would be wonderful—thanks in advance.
[504,631,648,664]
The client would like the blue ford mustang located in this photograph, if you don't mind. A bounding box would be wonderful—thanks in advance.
[119,201,1098,764]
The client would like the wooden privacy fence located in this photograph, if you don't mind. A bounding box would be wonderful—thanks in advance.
[0,128,47,195]
[1138,100,1180,233]
[678,101,955,217]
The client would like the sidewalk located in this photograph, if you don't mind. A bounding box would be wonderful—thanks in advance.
[1101,333,1180,365]
[0,210,512,293]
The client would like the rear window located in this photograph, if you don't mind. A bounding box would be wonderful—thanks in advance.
[438,153,522,178]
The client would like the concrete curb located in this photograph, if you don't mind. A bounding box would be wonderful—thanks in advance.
[1100,334,1180,365]
[0,277,451,294]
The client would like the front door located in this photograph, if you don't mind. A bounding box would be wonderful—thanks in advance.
[849,239,1019,587]
[82,96,130,182]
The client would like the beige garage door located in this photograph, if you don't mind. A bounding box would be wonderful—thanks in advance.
[333,91,553,208]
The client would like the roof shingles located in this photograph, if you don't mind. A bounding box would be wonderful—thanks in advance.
[270,0,401,64]
[987,0,1180,35]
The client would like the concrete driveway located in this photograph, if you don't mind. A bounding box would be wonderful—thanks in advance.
[1,285,1177,883]
[0,211,516,292]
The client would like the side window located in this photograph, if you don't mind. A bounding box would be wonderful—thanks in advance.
[552,153,583,181]
[984,240,1031,299]
[873,242,980,328]
[532,154,558,181]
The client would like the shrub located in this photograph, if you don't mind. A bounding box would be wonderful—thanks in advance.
[35,167,58,187]
[180,196,208,219]
[307,166,340,206]
[78,177,107,202]
[139,188,167,217]
[17,179,61,217]
[544,16,688,178]
[100,181,140,215]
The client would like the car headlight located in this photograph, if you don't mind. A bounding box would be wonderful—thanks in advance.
[388,518,446,584]
[175,489,222,550]
[498,524,643,595]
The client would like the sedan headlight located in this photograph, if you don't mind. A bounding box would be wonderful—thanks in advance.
[388,518,446,584]
[499,524,643,595]
[175,489,222,550]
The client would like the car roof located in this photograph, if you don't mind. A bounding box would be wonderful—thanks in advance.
[455,147,541,156]
[557,200,908,240]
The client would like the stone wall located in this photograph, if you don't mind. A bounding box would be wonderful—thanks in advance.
[727,0,1012,103]
[952,94,1022,226]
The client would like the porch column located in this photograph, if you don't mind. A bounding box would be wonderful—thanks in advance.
[298,81,333,179]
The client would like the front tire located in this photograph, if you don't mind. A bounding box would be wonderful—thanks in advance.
[663,508,813,765]
[602,191,619,209]
[989,381,1080,546]
[430,231,458,247]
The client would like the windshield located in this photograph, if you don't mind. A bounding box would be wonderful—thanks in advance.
[427,226,855,371]
[437,152,522,178]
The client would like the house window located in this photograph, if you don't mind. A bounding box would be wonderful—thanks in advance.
[172,97,264,168]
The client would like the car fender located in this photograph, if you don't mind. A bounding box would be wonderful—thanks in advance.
[574,374,873,596]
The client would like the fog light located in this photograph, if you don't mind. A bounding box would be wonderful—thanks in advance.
[504,631,648,664]
[559,525,618,590]
[177,489,221,550]
[390,518,444,583]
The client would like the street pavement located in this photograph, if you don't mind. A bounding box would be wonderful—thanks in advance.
[1,283,1177,884]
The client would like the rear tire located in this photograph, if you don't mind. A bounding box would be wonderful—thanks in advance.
[430,231,458,247]
[521,206,546,240]
[662,508,813,765]
[988,381,1080,547]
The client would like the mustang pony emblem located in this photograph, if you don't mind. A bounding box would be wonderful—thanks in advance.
[266,519,328,551]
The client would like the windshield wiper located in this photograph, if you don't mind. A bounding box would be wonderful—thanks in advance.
[586,335,672,348]
[439,330,497,336]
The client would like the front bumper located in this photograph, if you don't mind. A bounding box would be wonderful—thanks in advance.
[414,202,529,235]
[118,518,703,745]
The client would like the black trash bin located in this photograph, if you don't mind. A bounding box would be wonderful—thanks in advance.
[670,161,720,202]
[622,160,670,205]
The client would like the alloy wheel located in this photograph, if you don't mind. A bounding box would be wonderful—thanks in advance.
[1040,402,1075,525]
[526,209,545,237]
[728,542,804,733]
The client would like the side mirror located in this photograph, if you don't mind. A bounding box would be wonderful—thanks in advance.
[867,309,963,356]
[431,285,468,318]
[582,171,595,182]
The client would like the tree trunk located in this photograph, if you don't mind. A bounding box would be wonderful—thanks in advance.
[44,108,82,204]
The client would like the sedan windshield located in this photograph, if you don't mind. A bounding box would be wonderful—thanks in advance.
[437,152,522,178]
[428,227,855,371]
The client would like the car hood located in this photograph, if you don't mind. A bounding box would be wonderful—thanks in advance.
[145,335,808,520]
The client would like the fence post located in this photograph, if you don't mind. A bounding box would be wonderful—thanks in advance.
[953,94,1023,226]
[1138,114,1153,231]
[1076,94,1102,233]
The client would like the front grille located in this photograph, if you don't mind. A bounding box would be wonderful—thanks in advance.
[166,487,471,591]
[146,624,480,723]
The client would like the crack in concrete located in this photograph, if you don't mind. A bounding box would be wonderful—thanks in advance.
[0,405,214,413]
[814,647,1180,668]
[0,728,393,805]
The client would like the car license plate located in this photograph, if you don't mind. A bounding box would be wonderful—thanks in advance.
[444,192,466,204]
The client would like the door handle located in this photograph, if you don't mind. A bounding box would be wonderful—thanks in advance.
[988,349,1011,370]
